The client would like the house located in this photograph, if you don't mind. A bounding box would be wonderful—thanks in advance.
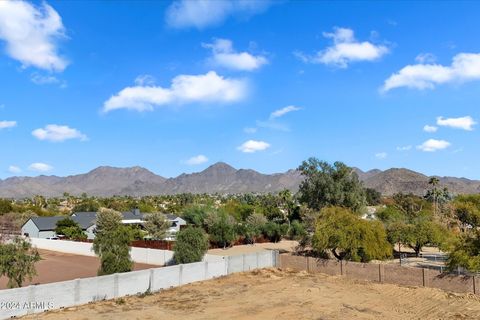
[21,209,186,240]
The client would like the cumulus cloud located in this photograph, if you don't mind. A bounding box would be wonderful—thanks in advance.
[375,152,387,160]
[270,105,301,119]
[8,165,21,174]
[437,116,476,131]
[417,139,451,152]
[295,27,389,68]
[32,124,87,142]
[396,145,412,151]
[382,53,480,92]
[203,38,267,71]
[423,125,438,133]
[28,162,53,172]
[0,0,68,71]
[166,0,271,29]
[185,155,209,165]
[103,71,247,112]
[0,120,17,129]
[237,140,270,153]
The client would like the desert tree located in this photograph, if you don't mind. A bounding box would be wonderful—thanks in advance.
[93,208,133,275]
[173,227,209,264]
[0,237,41,288]
[144,212,170,240]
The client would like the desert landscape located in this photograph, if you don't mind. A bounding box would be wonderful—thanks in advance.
[24,268,480,320]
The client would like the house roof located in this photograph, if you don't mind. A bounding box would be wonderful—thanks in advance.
[23,210,182,232]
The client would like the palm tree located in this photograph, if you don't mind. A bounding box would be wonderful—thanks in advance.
[428,177,440,215]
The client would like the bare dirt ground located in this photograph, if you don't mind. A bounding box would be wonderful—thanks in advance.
[25,268,480,320]
[207,240,298,256]
[0,250,156,289]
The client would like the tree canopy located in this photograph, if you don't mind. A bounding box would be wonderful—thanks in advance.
[297,158,366,212]
[173,227,209,264]
[312,206,392,262]
[93,209,133,275]
[0,237,41,288]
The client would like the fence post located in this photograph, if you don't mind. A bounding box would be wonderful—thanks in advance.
[422,268,427,287]
[74,278,80,303]
[179,264,183,285]
[204,261,209,280]
[27,285,35,315]
[149,269,154,292]
[243,254,246,271]
[113,274,119,298]
[256,252,260,269]
[473,276,476,294]
[340,260,344,276]
[378,264,385,283]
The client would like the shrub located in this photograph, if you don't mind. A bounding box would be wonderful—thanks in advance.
[173,227,209,264]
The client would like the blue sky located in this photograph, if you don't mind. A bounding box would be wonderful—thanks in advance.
[0,0,479,179]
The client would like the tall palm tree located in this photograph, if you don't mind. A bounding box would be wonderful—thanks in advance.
[428,177,440,215]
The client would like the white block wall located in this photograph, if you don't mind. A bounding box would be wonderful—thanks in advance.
[0,250,278,319]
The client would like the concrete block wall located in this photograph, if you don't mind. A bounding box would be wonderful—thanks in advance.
[30,238,174,266]
[0,250,278,319]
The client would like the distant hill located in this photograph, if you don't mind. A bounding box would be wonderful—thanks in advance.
[354,168,480,196]
[0,162,479,198]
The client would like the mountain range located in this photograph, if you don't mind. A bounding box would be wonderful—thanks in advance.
[0,162,479,198]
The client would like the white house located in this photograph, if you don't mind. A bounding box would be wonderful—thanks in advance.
[21,209,187,240]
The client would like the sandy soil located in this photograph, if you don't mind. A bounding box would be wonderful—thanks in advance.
[207,240,298,256]
[25,268,480,320]
[0,250,156,289]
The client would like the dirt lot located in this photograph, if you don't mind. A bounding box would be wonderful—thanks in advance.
[207,240,298,256]
[25,268,480,320]
[0,250,156,289]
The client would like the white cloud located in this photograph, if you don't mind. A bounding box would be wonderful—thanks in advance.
[243,127,257,134]
[185,155,209,165]
[296,27,389,68]
[415,53,436,64]
[166,0,271,29]
[423,125,438,133]
[134,74,156,86]
[396,145,412,151]
[237,140,270,153]
[103,71,247,112]
[28,162,53,172]
[0,120,17,129]
[417,139,451,152]
[436,116,476,131]
[375,152,387,159]
[32,124,87,142]
[8,165,21,174]
[270,105,301,119]
[0,0,68,71]
[382,53,480,92]
[203,38,268,71]
[30,72,66,87]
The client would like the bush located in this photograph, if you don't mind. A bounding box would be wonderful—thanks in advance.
[173,227,209,264]
[288,220,306,240]
[262,222,287,243]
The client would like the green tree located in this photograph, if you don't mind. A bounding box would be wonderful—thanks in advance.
[447,195,480,272]
[0,237,41,288]
[144,212,170,240]
[245,213,267,243]
[297,158,366,212]
[181,205,209,227]
[365,188,382,206]
[312,206,392,262]
[93,209,133,275]
[173,227,209,264]
[262,221,288,243]
[0,199,13,214]
[55,217,81,236]
[206,211,237,248]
